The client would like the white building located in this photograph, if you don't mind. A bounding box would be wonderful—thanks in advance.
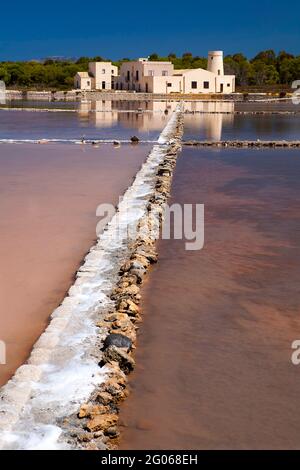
[116,51,235,94]
[74,51,235,94]
[74,62,118,90]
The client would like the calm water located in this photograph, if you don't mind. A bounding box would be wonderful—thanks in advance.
[2,99,299,142]
[119,147,300,449]
[0,101,171,386]
[184,111,300,141]
[1,100,300,449]
[0,101,174,141]
[0,143,151,387]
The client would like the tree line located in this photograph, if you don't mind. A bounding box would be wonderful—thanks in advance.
[0,50,299,90]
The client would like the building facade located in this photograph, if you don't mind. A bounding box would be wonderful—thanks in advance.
[74,62,118,90]
[74,51,235,94]
[116,51,235,94]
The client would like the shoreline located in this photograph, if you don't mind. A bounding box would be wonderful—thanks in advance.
[4,90,293,102]
[1,106,299,116]
[183,140,300,148]
[0,105,184,450]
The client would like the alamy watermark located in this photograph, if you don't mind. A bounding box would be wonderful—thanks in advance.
[292,81,300,105]
[96,200,205,251]
[0,340,6,365]
[291,340,300,365]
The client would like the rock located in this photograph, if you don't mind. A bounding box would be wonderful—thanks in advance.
[103,379,128,400]
[110,327,136,343]
[76,431,94,442]
[116,280,130,289]
[106,366,128,386]
[130,260,147,272]
[78,404,92,418]
[102,345,135,374]
[104,370,127,395]
[117,298,140,315]
[110,315,134,332]
[103,333,132,352]
[130,254,150,269]
[119,260,132,273]
[105,426,119,437]
[126,299,140,314]
[86,414,118,432]
[105,312,130,323]
[130,136,139,143]
[119,261,146,283]
[78,403,108,419]
[129,268,145,284]
[135,247,158,263]
[111,283,140,300]
[121,273,139,285]
[157,167,172,176]
[96,391,114,405]
[96,320,111,329]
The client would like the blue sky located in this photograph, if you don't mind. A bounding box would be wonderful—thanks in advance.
[1,0,299,60]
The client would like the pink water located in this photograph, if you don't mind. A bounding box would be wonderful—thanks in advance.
[119,147,300,449]
[0,143,150,386]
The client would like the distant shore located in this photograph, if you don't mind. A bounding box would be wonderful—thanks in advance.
[4,89,293,102]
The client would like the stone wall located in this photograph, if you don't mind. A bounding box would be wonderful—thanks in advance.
[5,89,281,102]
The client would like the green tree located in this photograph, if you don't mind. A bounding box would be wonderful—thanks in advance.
[252,50,276,66]
[149,53,159,61]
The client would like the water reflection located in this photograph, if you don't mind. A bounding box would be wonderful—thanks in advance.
[1,99,299,142]
[0,101,173,141]
[78,100,119,128]
[183,101,300,141]
[77,100,235,139]
[78,100,174,133]
[184,102,235,141]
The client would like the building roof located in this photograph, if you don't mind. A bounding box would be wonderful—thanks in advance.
[173,69,192,74]
[173,67,217,77]
[76,71,90,78]
[173,68,209,75]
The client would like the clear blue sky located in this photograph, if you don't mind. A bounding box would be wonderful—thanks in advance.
[1,0,299,60]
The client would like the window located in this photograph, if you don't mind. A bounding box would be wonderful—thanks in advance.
[162,70,168,76]
[191,81,197,89]
[218,70,220,75]
[87,81,90,86]
[112,69,115,75]
[102,69,106,74]
[167,83,172,87]
[127,71,130,81]
[136,70,139,81]
[227,83,231,87]
[149,70,154,76]
[203,81,209,89]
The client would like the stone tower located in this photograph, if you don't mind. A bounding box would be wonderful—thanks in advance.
[207,51,224,76]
